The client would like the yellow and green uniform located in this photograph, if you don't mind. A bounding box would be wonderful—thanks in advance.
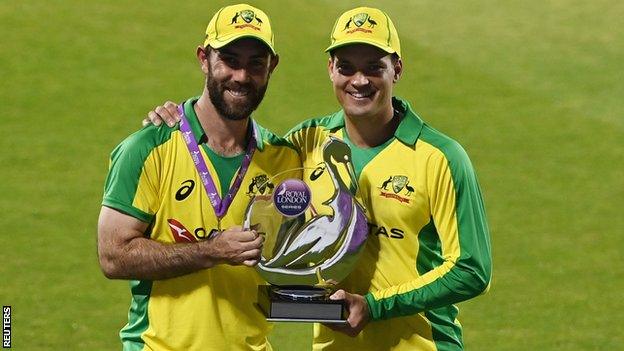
[286,97,492,351]
[102,97,300,351]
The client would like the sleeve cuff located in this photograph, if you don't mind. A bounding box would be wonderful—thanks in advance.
[364,292,381,321]
[102,198,154,223]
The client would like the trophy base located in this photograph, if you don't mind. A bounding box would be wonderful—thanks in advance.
[257,285,347,323]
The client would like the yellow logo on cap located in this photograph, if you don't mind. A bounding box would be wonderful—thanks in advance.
[230,9,264,31]
[343,13,378,34]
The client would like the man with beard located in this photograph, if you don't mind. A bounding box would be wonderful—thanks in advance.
[147,6,492,350]
[97,4,300,351]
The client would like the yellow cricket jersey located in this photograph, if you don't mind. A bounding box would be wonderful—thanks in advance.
[102,97,301,351]
[286,97,492,351]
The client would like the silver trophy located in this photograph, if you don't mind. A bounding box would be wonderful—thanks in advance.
[243,136,368,323]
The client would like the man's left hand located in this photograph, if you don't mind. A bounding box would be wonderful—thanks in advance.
[143,101,181,127]
[325,289,370,337]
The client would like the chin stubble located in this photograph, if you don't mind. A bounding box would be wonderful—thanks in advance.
[206,70,268,121]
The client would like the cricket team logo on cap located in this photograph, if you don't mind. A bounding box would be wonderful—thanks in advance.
[343,13,377,33]
[204,4,276,55]
[326,6,401,57]
[231,9,264,28]
[273,179,312,217]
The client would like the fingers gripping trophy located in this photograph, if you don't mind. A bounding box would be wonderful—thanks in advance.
[244,136,368,323]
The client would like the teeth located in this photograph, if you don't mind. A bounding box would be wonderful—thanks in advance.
[349,91,373,98]
[228,90,249,97]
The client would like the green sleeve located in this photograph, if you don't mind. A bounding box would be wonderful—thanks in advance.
[366,139,492,320]
[102,125,173,223]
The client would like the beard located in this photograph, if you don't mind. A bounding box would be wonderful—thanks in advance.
[206,70,269,121]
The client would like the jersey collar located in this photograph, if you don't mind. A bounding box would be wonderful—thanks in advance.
[393,97,424,146]
[182,97,264,151]
[323,97,424,146]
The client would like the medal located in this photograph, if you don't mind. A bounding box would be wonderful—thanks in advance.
[178,103,257,229]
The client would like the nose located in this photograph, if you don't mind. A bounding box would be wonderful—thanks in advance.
[351,71,369,87]
[231,67,251,83]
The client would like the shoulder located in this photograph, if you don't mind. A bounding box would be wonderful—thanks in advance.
[110,124,179,162]
[113,124,178,154]
[253,122,296,151]
[418,124,474,174]
[285,111,343,137]
[252,122,301,169]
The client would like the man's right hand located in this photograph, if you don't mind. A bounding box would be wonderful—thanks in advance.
[206,225,264,267]
[143,101,181,127]
[98,207,264,280]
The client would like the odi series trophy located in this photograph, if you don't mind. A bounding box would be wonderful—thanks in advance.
[243,137,368,323]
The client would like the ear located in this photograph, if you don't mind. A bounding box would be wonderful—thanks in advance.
[268,54,279,75]
[392,58,403,83]
[327,56,335,81]
[197,46,209,74]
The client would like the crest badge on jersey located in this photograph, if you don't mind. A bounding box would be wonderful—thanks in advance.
[247,174,275,198]
[379,175,414,204]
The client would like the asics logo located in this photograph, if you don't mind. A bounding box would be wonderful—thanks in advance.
[175,180,195,201]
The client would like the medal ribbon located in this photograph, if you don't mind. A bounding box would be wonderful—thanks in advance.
[178,104,256,219]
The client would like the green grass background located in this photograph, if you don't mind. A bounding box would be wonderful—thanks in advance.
[1,0,622,350]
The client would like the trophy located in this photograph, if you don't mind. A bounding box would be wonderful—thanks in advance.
[243,136,368,323]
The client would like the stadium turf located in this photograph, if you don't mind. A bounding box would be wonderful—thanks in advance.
[1,0,622,349]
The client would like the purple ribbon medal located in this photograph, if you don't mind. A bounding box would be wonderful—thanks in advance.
[178,104,256,224]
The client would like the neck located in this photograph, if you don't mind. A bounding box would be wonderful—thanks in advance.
[344,104,398,148]
[195,92,250,157]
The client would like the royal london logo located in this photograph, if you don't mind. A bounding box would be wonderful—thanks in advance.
[230,9,263,31]
[273,179,311,217]
[379,175,414,204]
[343,13,377,34]
[246,174,275,198]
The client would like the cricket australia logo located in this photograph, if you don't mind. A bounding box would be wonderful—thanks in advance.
[343,13,377,34]
[379,175,414,204]
[231,9,263,30]
[247,174,275,197]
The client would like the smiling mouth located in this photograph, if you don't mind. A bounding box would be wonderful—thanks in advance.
[226,89,250,98]
[347,91,375,99]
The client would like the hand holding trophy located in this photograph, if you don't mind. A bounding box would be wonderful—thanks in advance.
[244,136,368,323]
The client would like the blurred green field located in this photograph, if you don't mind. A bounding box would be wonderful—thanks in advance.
[1,0,622,350]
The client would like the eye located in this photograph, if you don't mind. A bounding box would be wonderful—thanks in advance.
[251,59,265,67]
[365,64,384,75]
[337,64,355,76]
[222,56,238,66]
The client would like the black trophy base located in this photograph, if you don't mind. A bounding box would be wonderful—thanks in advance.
[257,285,347,324]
